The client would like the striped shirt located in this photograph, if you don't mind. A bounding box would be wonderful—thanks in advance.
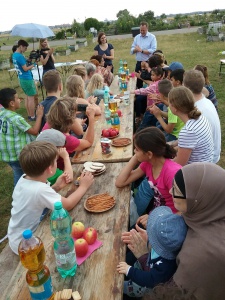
[0,109,35,162]
[178,115,213,164]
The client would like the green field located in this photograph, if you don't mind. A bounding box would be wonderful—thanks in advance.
[0,31,224,252]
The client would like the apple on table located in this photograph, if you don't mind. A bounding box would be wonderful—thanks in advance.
[72,221,85,239]
[83,227,98,245]
[75,238,89,257]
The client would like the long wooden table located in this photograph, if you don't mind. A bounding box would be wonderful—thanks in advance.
[1,163,130,300]
[71,77,137,164]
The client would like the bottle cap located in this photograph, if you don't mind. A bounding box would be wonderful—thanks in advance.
[104,90,108,94]
[54,201,63,210]
[23,229,32,239]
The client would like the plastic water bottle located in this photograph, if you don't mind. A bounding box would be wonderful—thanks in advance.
[103,90,109,107]
[119,58,123,69]
[50,202,77,278]
[104,106,111,125]
[18,229,54,300]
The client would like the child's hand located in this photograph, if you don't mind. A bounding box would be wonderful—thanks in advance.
[121,231,132,244]
[54,172,72,191]
[86,105,95,119]
[149,105,161,118]
[87,96,96,104]
[128,229,148,258]
[79,171,94,189]
[117,262,130,275]
[58,148,69,159]
[136,214,148,229]
[36,105,44,117]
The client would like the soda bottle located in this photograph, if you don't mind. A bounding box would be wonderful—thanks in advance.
[18,229,54,300]
[119,59,123,69]
[103,90,109,107]
[50,202,77,278]
[111,113,120,130]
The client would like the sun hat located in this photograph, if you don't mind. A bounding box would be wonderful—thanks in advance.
[147,206,187,260]
[164,62,184,71]
[36,129,66,147]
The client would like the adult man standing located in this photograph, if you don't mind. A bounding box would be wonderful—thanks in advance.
[130,22,157,88]
[12,39,36,120]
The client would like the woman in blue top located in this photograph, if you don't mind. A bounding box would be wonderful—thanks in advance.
[94,32,114,73]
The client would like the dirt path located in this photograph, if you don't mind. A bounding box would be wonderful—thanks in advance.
[1,27,198,51]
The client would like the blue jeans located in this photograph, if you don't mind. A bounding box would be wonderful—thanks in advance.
[134,177,154,216]
[7,161,24,187]
[164,132,177,142]
[134,95,147,117]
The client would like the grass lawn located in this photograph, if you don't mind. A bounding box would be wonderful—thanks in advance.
[0,31,224,252]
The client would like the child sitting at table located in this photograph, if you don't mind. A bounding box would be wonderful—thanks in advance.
[85,73,110,99]
[7,140,94,255]
[115,127,182,228]
[36,129,73,185]
[140,61,151,83]
[117,206,187,298]
[42,97,95,170]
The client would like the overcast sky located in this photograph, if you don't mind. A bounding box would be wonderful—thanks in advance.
[1,1,224,32]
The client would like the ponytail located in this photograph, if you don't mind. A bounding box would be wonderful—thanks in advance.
[188,108,201,120]
[165,143,177,159]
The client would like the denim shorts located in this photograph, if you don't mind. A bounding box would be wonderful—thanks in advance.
[19,79,37,96]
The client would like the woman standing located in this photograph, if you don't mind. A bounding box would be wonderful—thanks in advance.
[94,32,114,72]
[39,38,55,77]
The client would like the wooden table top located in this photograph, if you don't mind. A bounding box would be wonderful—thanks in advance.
[2,162,130,300]
[71,77,137,164]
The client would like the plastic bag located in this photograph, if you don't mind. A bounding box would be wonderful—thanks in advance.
[130,194,139,227]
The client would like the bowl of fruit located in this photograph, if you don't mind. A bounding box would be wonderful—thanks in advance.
[101,128,119,139]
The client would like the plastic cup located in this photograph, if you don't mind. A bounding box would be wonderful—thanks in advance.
[123,91,130,106]
[100,138,111,154]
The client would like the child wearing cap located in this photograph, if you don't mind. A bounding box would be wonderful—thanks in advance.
[117,206,187,298]
[36,129,73,185]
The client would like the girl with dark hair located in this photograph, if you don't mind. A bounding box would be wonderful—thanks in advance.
[168,86,214,166]
[94,32,114,72]
[116,127,181,228]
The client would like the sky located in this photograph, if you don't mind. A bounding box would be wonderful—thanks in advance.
[1,1,224,32]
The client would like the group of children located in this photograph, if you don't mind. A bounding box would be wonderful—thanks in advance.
[0,45,222,299]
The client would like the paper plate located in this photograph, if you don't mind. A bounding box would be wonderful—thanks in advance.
[111,138,132,147]
[84,193,116,213]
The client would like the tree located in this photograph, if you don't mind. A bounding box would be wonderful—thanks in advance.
[84,18,101,31]
[160,13,167,19]
[116,9,130,18]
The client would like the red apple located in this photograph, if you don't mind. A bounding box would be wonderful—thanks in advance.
[102,129,110,137]
[75,238,89,257]
[114,128,119,135]
[83,227,97,245]
[109,129,117,137]
[72,221,85,239]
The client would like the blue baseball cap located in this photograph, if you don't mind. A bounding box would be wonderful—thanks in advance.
[164,61,184,71]
[147,206,187,260]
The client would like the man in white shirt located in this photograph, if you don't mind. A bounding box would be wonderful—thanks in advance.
[130,21,157,88]
[183,70,221,163]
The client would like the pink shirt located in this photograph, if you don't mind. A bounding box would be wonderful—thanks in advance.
[140,159,182,213]
[134,80,161,107]
[42,123,80,170]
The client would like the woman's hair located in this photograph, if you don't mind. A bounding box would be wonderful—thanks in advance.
[19,141,58,177]
[134,127,176,159]
[153,49,168,65]
[46,96,77,132]
[66,75,85,98]
[90,55,103,64]
[148,55,164,68]
[97,32,107,44]
[39,38,48,49]
[73,66,86,79]
[194,64,210,85]
[151,66,164,78]
[89,59,100,67]
[86,73,104,94]
[168,86,201,120]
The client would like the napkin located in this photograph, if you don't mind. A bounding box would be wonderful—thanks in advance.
[75,239,103,265]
